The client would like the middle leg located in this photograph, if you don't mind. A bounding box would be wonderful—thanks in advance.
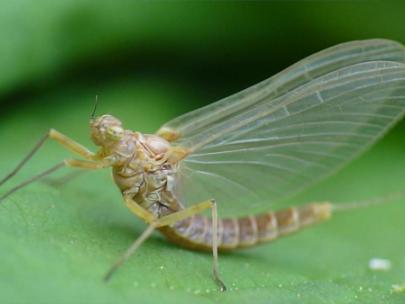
[0,158,115,203]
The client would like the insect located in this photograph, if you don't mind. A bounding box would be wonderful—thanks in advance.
[1,39,405,292]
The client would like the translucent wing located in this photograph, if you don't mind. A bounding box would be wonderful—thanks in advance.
[157,39,405,216]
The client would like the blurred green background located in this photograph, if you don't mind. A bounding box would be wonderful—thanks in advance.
[1,1,405,304]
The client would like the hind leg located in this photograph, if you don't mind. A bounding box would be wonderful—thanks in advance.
[107,195,226,291]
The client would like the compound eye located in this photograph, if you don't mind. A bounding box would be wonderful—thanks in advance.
[106,126,124,140]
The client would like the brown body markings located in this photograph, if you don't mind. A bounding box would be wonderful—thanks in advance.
[101,116,332,252]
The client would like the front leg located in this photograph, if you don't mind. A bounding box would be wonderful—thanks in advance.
[0,129,97,188]
[49,129,96,160]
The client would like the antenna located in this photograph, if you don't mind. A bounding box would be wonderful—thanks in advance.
[90,95,99,119]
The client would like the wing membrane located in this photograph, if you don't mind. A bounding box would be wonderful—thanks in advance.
[159,39,405,141]
[158,40,405,216]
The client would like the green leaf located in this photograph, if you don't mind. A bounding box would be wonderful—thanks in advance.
[0,80,405,304]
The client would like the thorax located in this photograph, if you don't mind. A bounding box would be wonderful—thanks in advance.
[108,131,182,217]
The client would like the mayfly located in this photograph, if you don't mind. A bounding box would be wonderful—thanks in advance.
[1,39,405,292]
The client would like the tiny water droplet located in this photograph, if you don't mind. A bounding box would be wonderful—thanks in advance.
[133,281,139,287]
[278,284,283,288]
[368,258,392,271]
[150,282,157,288]
[194,289,201,295]
[169,285,175,290]
[159,265,165,270]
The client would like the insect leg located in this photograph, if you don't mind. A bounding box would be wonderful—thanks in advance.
[45,170,87,188]
[0,159,114,203]
[153,199,226,291]
[152,199,214,227]
[108,197,226,290]
[125,197,226,290]
[0,129,96,188]
[102,195,158,281]
[104,223,156,282]
[49,129,96,159]
[64,159,114,169]
[211,200,226,292]
[45,160,122,188]
[123,195,156,224]
[0,162,65,203]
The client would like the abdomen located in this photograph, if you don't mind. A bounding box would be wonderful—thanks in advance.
[158,203,332,251]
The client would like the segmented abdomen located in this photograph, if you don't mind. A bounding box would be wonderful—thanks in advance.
[158,203,332,251]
